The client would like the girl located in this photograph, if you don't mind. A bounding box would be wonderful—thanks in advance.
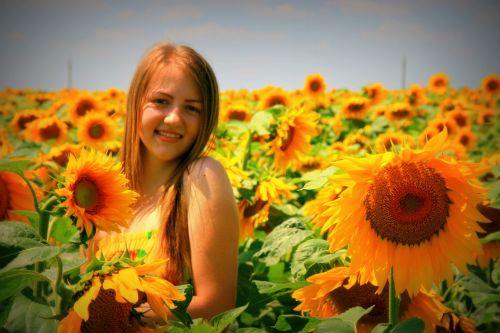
[92,42,239,325]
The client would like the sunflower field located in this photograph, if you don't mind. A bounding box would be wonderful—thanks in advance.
[0,72,499,333]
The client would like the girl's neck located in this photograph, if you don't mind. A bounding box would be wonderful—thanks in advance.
[140,156,179,197]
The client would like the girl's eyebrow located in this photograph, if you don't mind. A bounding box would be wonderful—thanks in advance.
[152,91,202,104]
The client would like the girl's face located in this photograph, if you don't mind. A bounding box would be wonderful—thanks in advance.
[140,64,202,165]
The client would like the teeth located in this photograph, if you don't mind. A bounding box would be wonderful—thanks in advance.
[157,131,181,138]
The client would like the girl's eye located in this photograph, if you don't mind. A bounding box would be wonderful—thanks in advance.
[153,98,169,106]
[186,105,201,113]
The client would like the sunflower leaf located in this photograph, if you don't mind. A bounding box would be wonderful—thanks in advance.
[0,221,43,249]
[0,246,60,273]
[3,292,56,333]
[389,317,425,333]
[210,304,248,333]
[254,217,313,266]
[0,158,32,174]
[481,231,500,244]
[0,269,51,302]
[49,216,79,243]
[273,314,321,332]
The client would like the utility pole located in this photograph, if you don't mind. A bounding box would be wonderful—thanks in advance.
[401,55,406,90]
[68,57,73,88]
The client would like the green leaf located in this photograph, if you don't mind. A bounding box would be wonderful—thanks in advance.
[390,317,425,333]
[254,217,313,266]
[0,296,15,327]
[315,318,354,333]
[236,328,268,333]
[49,216,79,243]
[274,314,321,332]
[10,210,40,230]
[0,158,32,175]
[481,231,500,244]
[0,222,43,249]
[250,111,273,135]
[291,238,329,279]
[170,284,193,326]
[0,269,50,302]
[4,292,57,333]
[210,304,248,333]
[0,246,60,272]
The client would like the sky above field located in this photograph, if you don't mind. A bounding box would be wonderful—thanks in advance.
[1,0,499,92]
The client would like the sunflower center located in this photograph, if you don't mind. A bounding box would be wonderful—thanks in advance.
[435,79,445,88]
[53,151,70,167]
[364,161,451,245]
[487,80,498,92]
[348,103,364,113]
[310,80,321,92]
[18,115,37,130]
[77,100,95,116]
[40,123,61,141]
[0,175,9,220]
[392,109,410,119]
[280,126,295,151]
[453,114,467,127]
[74,178,101,212]
[329,282,411,326]
[228,110,247,121]
[459,134,470,147]
[89,123,105,139]
[268,96,286,108]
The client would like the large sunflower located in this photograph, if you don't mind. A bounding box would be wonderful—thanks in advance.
[77,111,118,147]
[269,108,319,172]
[67,93,101,122]
[58,259,185,332]
[292,267,452,333]
[304,73,326,97]
[0,171,41,224]
[313,130,489,296]
[340,95,370,120]
[55,149,138,236]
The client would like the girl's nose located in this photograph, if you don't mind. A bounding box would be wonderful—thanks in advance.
[163,106,181,123]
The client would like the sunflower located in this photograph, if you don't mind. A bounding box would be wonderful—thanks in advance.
[67,93,101,122]
[25,117,68,144]
[268,108,319,172]
[363,82,387,105]
[446,108,470,128]
[259,87,290,110]
[315,130,489,296]
[475,203,500,267]
[406,84,427,106]
[454,128,477,150]
[343,133,372,153]
[304,73,326,97]
[58,259,185,332]
[0,171,41,224]
[340,95,370,120]
[428,117,457,136]
[476,106,495,125]
[77,111,118,147]
[220,99,253,122]
[0,128,13,157]
[428,72,450,95]
[44,143,83,167]
[212,152,248,189]
[55,149,138,236]
[9,109,44,134]
[293,267,450,333]
[374,132,415,153]
[480,74,500,95]
[385,101,415,123]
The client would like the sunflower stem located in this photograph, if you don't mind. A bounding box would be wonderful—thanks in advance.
[16,172,42,215]
[54,255,64,315]
[242,130,253,171]
[388,266,400,329]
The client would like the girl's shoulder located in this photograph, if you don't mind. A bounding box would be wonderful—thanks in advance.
[185,156,228,184]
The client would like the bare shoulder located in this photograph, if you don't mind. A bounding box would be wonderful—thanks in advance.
[185,156,231,192]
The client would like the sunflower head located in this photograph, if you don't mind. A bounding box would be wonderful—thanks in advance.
[480,74,500,95]
[55,149,138,237]
[76,111,118,147]
[25,117,69,144]
[304,73,326,97]
[428,72,450,95]
[341,95,370,120]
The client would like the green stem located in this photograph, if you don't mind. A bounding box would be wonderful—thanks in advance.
[54,255,63,315]
[388,266,400,328]
[242,130,253,171]
[17,173,41,215]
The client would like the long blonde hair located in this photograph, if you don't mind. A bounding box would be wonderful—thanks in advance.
[121,42,219,283]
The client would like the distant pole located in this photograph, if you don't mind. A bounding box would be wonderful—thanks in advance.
[401,55,406,90]
[67,57,72,88]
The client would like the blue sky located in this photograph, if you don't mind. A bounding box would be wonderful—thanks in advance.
[1,0,499,92]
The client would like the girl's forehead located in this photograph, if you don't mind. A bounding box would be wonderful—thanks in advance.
[146,64,200,96]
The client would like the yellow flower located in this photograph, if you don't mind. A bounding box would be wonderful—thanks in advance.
[374,131,415,153]
[428,72,450,95]
[385,101,415,123]
[258,86,290,110]
[58,259,185,332]
[67,93,101,122]
[9,109,44,135]
[304,73,326,97]
[314,130,490,296]
[269,108,319,172]
[76,111,118,147]
[340,95,370,120]
[363,82,387,105]
[480,73,500,95]
[25,117,68,144]
[56,149,138,236]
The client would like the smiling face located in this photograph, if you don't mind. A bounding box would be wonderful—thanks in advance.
[139,63,202,167]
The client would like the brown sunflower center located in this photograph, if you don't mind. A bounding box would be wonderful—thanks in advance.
[348,103,365,113]
[243,199,267,218]
[89,123,105,139]
[310,80,322,92]
[459,134,470,147]
[280,126,295,151]
[329,282,411,326]
[268,96,286,108]
[453,114,467,127]
[40,123,61,141]
[53,151,70,167]
[364,161,451,245]
[228,110,247,121]
[18,115,37,130]
[487,80,498,92]
[0,175,9,220]
[74,177,102,213]
[391,109,410,119]
[76,99,95,117]
[434,79,445,88]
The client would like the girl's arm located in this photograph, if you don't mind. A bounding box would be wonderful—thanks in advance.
[184,157,240,319]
